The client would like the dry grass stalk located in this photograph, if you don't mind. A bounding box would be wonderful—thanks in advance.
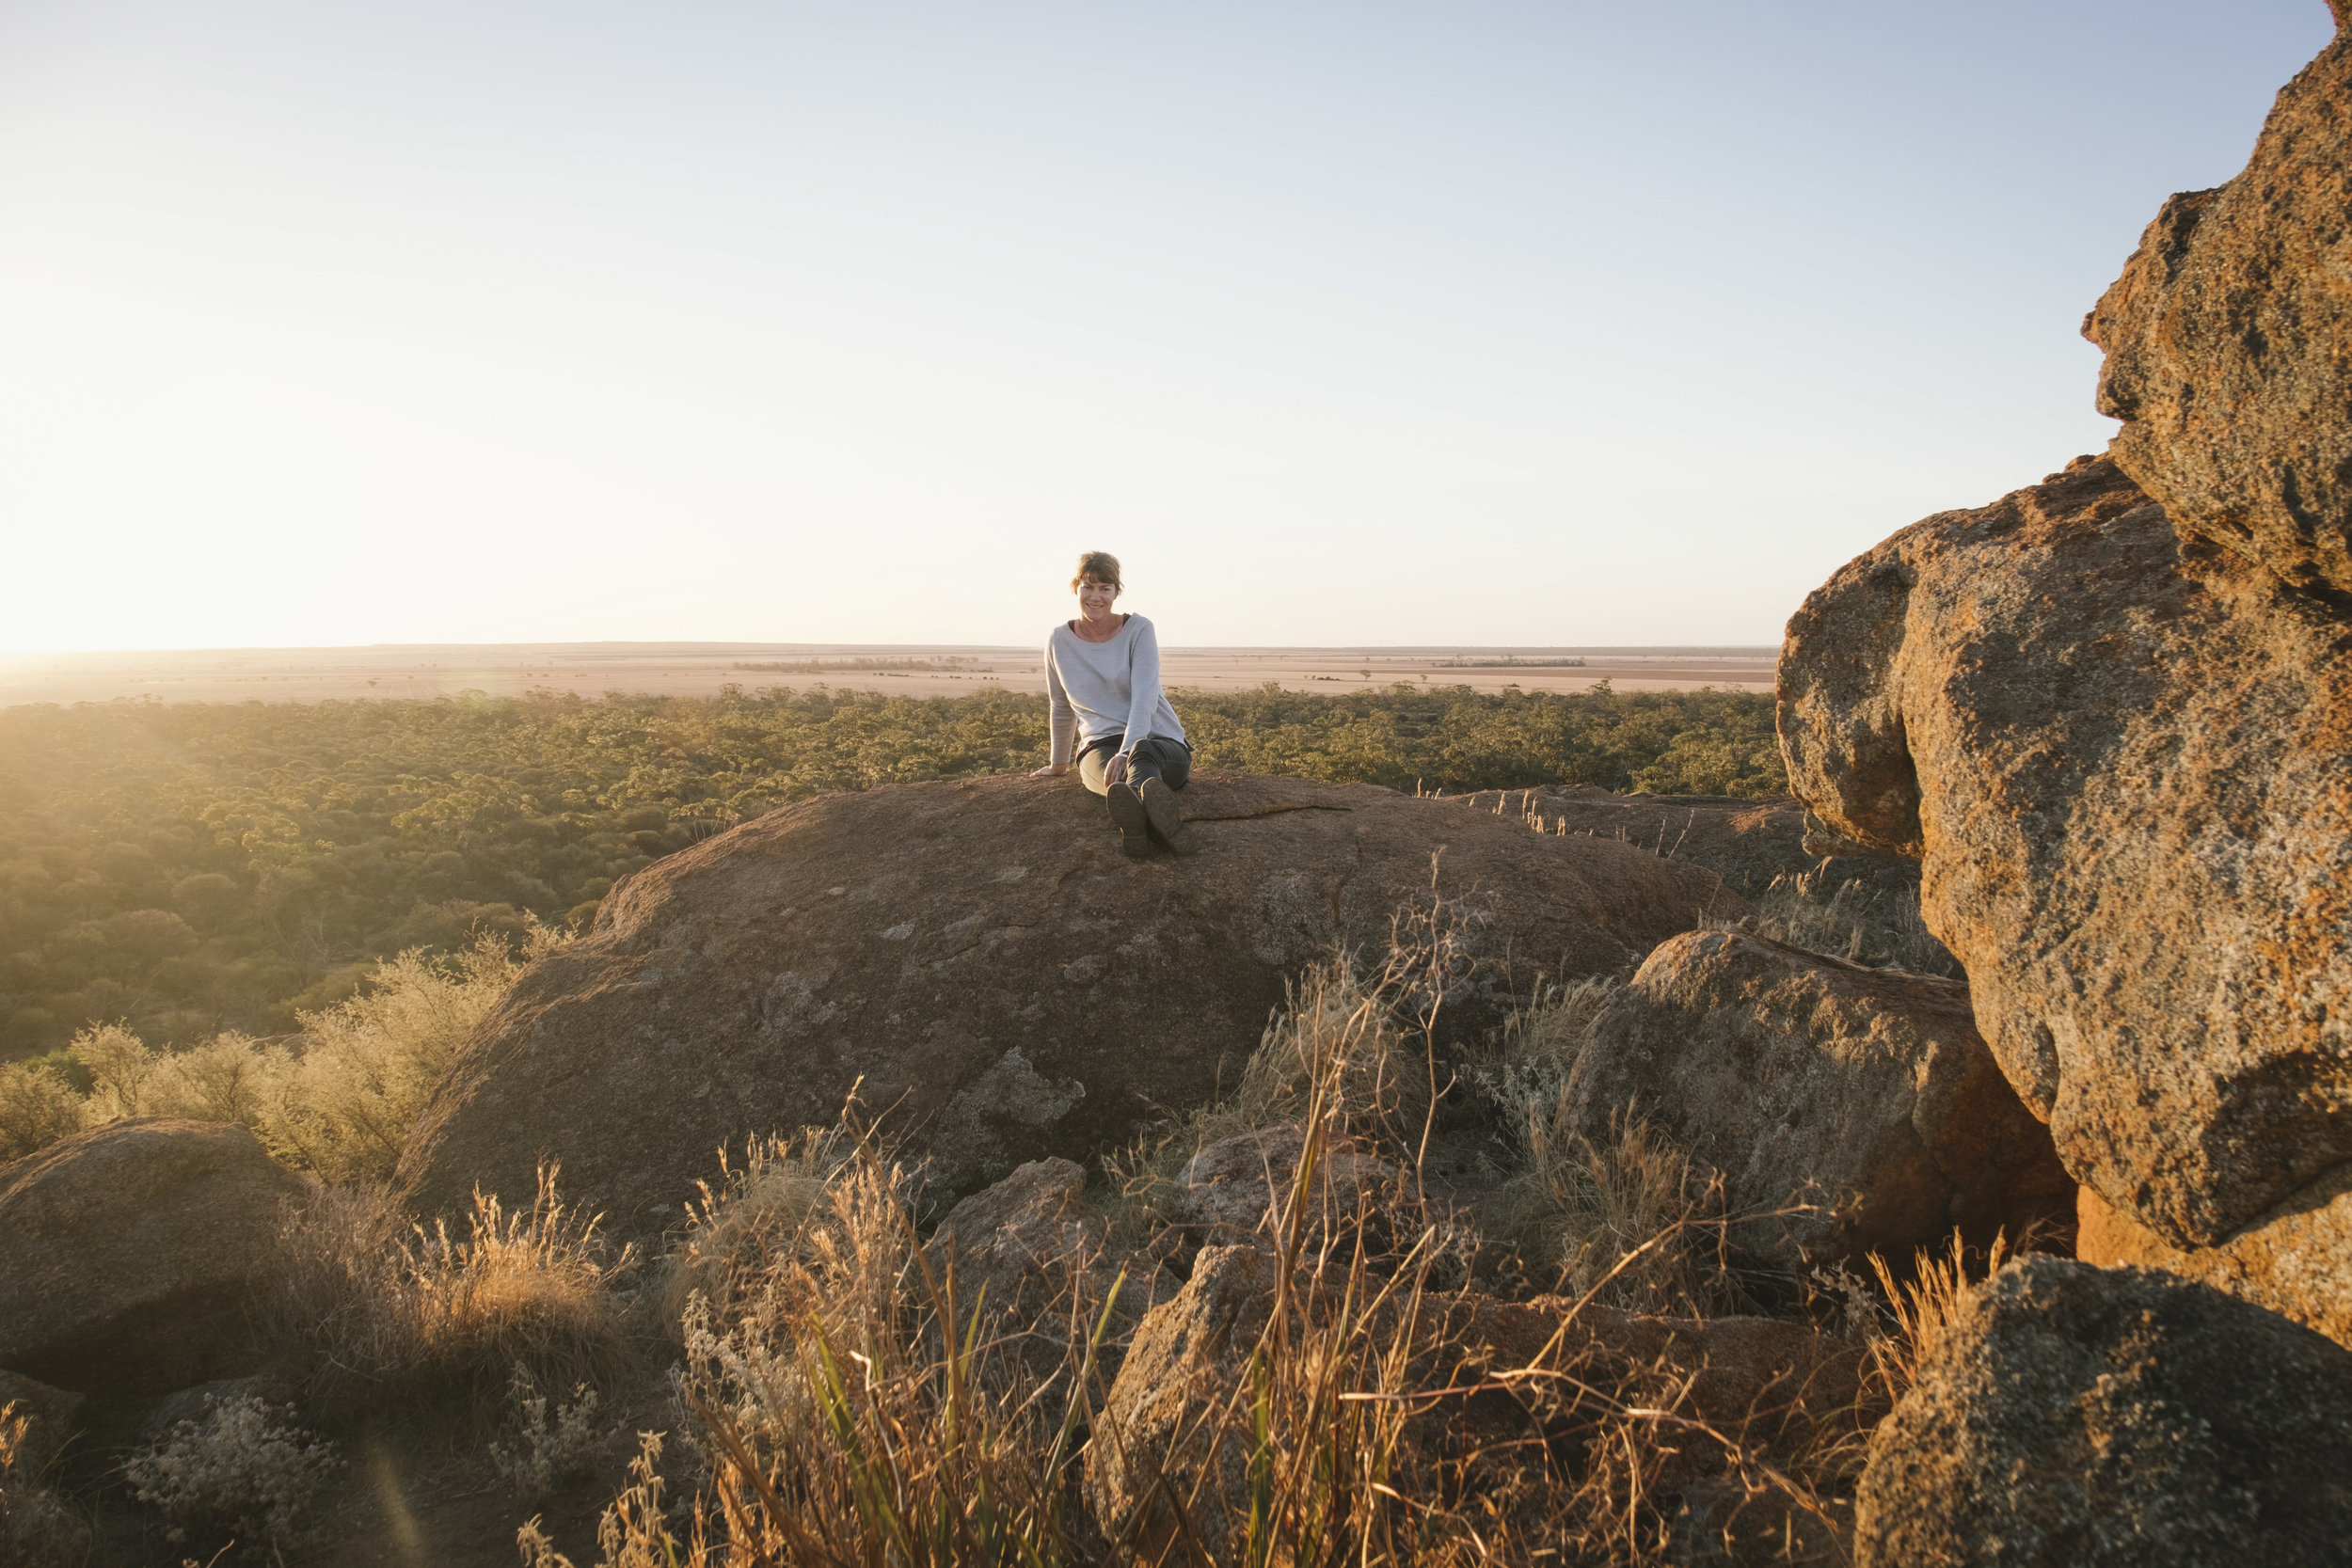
[0,1400,87,1561]
[263,1163,631,1416]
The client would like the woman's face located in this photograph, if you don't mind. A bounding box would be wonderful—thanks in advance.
[1075,577,1120,620]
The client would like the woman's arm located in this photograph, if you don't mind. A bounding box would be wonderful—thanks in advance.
[1120,616,1165,756]
[1040,633,1076,775]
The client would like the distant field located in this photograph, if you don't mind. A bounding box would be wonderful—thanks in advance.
[0,641,1777,707]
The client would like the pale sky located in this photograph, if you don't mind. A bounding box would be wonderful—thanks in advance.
[0,2,2334,652]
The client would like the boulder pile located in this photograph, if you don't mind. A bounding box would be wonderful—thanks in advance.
[1772,14,2352,1555]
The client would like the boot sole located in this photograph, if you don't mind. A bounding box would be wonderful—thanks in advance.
[1141,779,1198,855]
[1106,782,1152,858]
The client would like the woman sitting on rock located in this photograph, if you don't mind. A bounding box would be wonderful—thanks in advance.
[1032,551,1197,858]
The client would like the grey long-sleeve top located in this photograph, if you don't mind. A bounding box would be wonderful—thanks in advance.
[1045,613,1186,766]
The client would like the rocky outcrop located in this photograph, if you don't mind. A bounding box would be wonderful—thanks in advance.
[399,772,1740,1239]
[1567,931,2072,1271]
[1086,1243,1868,1558]
[1854,1259,2352,1567]
[2084,31,2352,598]
[2075,1170,2352,1349]
[1452,787,1952,975]
[925,1157,1174,1339]
[1452,787,1908,902]
[1777,455,2352,1253]
[0,1120,307,1397]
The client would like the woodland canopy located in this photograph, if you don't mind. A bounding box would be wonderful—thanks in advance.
[0,681,1782,1056]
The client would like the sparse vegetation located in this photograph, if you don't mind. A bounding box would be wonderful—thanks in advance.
[122,1393,341,1555]
[261,1165,633,1418]
[0,684,1784,1053]
[489,1366,612,1501]
[0,924,557,1174]
[1749,870,1959,978]
[0,1401,87,1562]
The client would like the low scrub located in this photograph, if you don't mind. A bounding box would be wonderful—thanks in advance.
[122,1393,340,1556]
[261,1164,633,1417]
[0,923,560,1174]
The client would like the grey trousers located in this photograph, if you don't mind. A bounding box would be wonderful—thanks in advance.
[1078,735,1192,796]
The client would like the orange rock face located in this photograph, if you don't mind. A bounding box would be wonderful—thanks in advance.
[2086,31,2352,597]
[2076,1170,2352,1350]
[1778,457,2352,1249]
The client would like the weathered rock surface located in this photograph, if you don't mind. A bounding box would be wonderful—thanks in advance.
[2085,29,2352,598]
[1855,1258,2352,1567]
[1778,455,2352,1249]
[399,771,1740,1239]
[0,1119,307,1397]
[1453,787,1952,975]
[1086,1243,1868,1557]
[926,1157,1174,1336]
[1171,1124,1400,1247]
[1569,931,2072,1270]
[2076,1166,2352,1350]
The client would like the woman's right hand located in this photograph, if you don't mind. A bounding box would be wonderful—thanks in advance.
[1029,764,1067,778]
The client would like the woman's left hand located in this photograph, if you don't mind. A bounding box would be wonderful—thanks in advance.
[1102,753,1129,786]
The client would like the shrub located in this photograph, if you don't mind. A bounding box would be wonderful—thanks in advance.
[262,925,562,1181]
[0,923,560,1177]
[122,1393,339,1553]
[262,1165,631,1417]
[0,1062,85,1163]
[489,1365,611,1500]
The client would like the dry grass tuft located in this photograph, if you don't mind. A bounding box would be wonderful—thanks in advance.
[262,1164,632,1417]
[1862,1228,2018,1403]
[0,1401,87,1562]
[657,1129,848,1335]
[1748,870,1959,978]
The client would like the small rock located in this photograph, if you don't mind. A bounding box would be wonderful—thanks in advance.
[1173,1124,1400,1244]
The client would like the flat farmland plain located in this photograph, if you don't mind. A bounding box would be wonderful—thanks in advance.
[0,643,1776,707]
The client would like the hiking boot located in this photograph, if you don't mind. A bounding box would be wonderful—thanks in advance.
[1106,781,1152,858]
[1141,778,1198,856]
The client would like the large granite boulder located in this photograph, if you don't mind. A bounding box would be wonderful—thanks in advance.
[1855,1259,2352,1567]
[0,1119,308,1397]
[1777,455,2352,1254]
[399,772,1740,1240]
[1567,931,2071,1271]
[2084,27,2352,597]
[1086,1243,1865,1559]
